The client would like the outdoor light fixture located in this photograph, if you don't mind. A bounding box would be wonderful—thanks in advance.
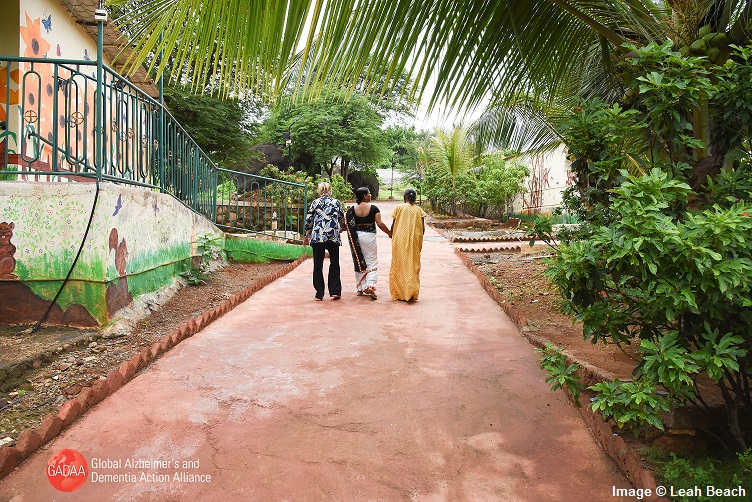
[94,9,108,22]
[56,77,69,93]
[282,131,292,147]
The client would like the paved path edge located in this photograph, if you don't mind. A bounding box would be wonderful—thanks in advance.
[0,255,309,481]
[454,248,669,502]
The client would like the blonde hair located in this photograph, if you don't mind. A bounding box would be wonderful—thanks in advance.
[317,182,332,197]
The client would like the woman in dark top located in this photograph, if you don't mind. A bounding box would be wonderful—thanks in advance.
[344,187,391,299]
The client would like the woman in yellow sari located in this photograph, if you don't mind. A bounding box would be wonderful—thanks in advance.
[389,188,427,301]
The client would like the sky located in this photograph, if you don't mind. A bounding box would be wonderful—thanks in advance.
[406,71,489,133]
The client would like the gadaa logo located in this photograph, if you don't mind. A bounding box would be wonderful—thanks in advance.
[46,449,88,492]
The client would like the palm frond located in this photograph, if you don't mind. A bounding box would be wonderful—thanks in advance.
[108,0,752,151]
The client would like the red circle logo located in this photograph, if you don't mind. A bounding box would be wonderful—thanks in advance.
[46,449,88,492]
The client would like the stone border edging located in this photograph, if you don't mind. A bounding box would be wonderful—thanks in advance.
[0,255,308,481]
[454,248,668,502]
[451,235,524,243]
[454,244,522,254]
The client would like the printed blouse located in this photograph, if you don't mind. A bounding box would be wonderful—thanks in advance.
[304,196,345,245]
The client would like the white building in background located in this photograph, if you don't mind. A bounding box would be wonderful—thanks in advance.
[510,145,573,217]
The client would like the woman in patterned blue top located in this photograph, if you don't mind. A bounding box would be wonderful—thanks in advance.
[303,182,346,301]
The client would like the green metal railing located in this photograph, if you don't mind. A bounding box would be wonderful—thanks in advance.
[0,56,307,241]
[215,169,309,238]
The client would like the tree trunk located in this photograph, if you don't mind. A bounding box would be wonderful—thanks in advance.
[727,396,748,452]
[341,157,350,181]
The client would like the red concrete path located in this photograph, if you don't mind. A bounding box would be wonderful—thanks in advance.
[0,201,629,501]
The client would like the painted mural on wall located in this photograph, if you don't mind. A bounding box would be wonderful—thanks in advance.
[0,67,20,150]
[0,221,17,279]
[522,155,552,215]
[0,184,102,326]
[0,212,98,327]
[0,0,224,327]
[511,146,574,216]
[105,227,132,317]
[0,182,222,326]
[11,10,96,178]
[0,186,95,281]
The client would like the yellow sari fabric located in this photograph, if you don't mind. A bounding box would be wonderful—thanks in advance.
[389,203,427,301]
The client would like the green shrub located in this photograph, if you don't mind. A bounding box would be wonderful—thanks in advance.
[324,173,353,203]
[656,450,752,502]
[534,43,752,451]
[181,234,226,285]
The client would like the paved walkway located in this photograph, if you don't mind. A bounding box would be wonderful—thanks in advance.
[0,201,629,501]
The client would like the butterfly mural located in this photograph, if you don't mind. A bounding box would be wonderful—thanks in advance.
[83,49,90,61]
[56,44,61,57]
[41,14,52,33]
[113,195,123,216]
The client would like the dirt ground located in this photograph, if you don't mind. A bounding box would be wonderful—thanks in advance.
[0,262,289,448]
[468,244,640,380]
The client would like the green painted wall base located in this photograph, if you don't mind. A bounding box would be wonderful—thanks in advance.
[1,260,189,327]
[225,235,310,263]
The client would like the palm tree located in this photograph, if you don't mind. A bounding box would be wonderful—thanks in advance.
[428,126,475,189]
[111,0,751,153]
[420,125,476,214]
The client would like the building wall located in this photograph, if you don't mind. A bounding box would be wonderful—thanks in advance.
[1,0,120,175]
[0,2,19,58]
[0,182,223,326]
[511,145,573,216]
[20,0,102,62]
[0,0,308,328]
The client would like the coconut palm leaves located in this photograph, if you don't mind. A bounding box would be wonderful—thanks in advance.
[428,126,475,185]
[109,0,316,96]
[109,0,752,149]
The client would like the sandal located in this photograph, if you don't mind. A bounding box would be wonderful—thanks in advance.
[331,294,341,300]
[363,287,377,300]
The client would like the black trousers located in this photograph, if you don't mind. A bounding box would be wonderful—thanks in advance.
[311,241,342,299]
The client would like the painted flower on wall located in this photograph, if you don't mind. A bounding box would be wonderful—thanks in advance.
[19,13,54,167]
[20,13,51,58]
[0,65,20,125]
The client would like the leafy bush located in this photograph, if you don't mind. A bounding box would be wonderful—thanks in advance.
[423,152,529,218]
[325,173,354,203]
[656,450,752,502]
[259,165,315,200]
[535,43,752,451]
[216,177,237,200]
[660,454,719,501]
[548,169,752,446]
[466,155,529,218]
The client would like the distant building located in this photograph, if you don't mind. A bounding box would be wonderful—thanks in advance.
[510,145,573,217]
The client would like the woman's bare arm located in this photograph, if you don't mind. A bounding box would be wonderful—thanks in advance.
[375,213,392,237]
